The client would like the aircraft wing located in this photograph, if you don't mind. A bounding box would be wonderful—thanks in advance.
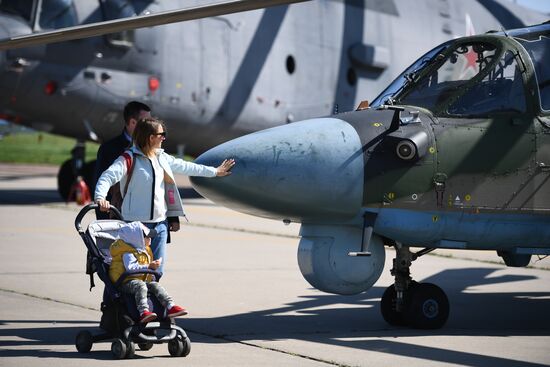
[0,0,309,50]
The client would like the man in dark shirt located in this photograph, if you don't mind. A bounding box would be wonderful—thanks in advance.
[94,101,151,219]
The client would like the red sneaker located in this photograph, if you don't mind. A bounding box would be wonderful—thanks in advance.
[168,305,188,318]
[140,310,157,323]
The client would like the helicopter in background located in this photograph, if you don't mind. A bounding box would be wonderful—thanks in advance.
[190,21,550,329]
[0,0,546,199]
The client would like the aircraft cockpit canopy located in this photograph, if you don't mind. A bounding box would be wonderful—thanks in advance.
[0,0,153,48]
[0,0,77,30]
[515,32,550,111]
[371,25,550,117]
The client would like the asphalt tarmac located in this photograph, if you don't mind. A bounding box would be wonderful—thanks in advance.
[1,163,549,366]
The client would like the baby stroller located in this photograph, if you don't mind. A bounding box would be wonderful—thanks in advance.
[74,203,191,359]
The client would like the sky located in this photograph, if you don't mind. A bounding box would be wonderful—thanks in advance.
[512,0,550,14]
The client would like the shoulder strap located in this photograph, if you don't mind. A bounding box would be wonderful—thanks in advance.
[121,151,135,197]
[121,151,132,171]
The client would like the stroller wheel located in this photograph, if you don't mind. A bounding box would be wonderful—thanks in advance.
[111,339,127,359]
[168,334,191,357]
[75,330,93,353]
[125,340,135,359]
[138,342,154,351]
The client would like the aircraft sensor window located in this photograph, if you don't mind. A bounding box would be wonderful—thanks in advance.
[517,36,550,111]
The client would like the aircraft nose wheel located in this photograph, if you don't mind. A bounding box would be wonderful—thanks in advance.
[381,282,449,329]
[403,283,449,329]
[381,245,450,329]
[380,284,407,326]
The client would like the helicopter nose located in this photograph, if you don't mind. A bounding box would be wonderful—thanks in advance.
[190,117,365,222]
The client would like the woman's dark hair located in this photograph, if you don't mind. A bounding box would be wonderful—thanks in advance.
[133,117,166,156]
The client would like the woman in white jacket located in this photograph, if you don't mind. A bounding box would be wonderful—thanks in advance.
[95,117,234,274]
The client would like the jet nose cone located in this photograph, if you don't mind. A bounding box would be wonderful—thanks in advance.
[191,118,365,222]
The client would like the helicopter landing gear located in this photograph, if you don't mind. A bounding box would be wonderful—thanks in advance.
[57,140,96,201]
[57,141,96,201]
[380,244,449,329]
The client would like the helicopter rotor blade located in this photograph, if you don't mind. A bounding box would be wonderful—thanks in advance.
[0,0,309,50]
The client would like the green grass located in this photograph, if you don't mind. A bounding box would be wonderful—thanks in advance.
[0,132,99,165]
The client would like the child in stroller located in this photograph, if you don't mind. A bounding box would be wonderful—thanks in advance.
[109,221,187,323]
[74,204,191,359]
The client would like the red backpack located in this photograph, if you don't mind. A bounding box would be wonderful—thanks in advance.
[108,150,135,212]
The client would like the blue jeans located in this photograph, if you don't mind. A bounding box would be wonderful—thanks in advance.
[143,220,168,275]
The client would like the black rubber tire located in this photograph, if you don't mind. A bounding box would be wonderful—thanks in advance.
[380,285,406,326]
[75,330,93,353]
[380,281,418,326]
[168,334,191,357]
[403,282,449,329]
[168,338,183,357]
[125,340,135,359]
[57,160,74,201]
[57,159,96,201]
[111,338,127,359]
[138,342,154,351]
[181,337,191,357]
[82,160,97,195]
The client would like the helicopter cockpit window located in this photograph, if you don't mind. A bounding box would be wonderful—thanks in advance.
[38,0,77,29]
[397,42,497,114]
[0,0,33,22]
[100,0,136,20]
[100,0,151,48]
[447,50,526,115]
[39,0,77,30]
[370,43,451,108]
[517,35,550,111]
[0,0,76,30]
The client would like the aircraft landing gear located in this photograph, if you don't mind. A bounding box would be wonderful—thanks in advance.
[380,244,449,329]
[57,140,96,201]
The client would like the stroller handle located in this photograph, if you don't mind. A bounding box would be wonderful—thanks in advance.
[74,203,123,232]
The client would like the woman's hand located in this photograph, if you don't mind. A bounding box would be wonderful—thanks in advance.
[216,159,236,177]
[96,198,111,212]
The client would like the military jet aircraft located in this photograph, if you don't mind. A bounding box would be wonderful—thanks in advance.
[0,0,546,199]
[190,21,550,329]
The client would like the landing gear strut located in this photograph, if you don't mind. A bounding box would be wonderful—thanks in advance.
[57,140,96,201]
[380,244,449,329]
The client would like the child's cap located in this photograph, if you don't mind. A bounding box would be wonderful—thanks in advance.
[144,228,157,238]
[141,224,157,239]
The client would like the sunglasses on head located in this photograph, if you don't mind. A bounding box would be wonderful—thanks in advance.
[153,132,166,137]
